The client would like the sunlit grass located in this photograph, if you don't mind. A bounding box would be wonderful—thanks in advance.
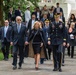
[0,53,11,61]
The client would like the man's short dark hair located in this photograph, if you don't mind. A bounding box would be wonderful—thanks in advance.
[56,3,59,5]
[18,6,20,9]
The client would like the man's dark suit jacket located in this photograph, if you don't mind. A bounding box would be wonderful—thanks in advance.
[0,26,12,43]
[10,23,28,46]
[54,7,64,15]
[15,10,21,18]
[28,19,37,33]
[32,11,41,20]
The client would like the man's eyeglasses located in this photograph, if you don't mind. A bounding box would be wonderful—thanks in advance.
[17,19,21,21]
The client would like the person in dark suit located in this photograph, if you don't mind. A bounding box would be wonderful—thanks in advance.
[41,14,48,24]
[10,16,28,70]
[43,19,52,60]
[28,14,37,34]
[28,21,47,70]
[32,7,41,20]
[48,14,67,72]
[14,7,22,19]
[0,20,12,61]
[40,19,52,64]
[49,8,54,22]
[60,12,65,24]
[54,3,64,16]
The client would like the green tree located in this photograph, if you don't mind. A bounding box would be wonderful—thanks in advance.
[0,0,4,26]
[0,0,40,26]
[27,0,40,7]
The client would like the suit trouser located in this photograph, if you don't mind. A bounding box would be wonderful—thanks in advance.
[52,45,63,69]
[12,44,24,66]
[67,46,74,58]
[62,46,65,63]
[1,38,10,59]
[24,45,29,57]
[47,45,52,59]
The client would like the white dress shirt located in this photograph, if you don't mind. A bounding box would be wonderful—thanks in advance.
[37,12,40,20]
[57,7,60,13]
[31,20,35,29]
[50,13,53,18]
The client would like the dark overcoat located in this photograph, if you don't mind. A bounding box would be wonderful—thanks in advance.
[28,29,48,59]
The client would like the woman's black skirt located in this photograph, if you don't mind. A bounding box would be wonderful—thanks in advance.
[32,43,42,54]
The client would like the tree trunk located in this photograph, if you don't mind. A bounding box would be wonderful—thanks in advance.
[0,0,4,26]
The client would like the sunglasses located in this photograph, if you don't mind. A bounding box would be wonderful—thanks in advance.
[17,19,21,21]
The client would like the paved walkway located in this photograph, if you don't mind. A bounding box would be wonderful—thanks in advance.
[0,54,76,75]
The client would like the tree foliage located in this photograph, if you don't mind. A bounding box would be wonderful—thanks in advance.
[27,0,40,7]
[0,0,4,26]
[0,0,40,26]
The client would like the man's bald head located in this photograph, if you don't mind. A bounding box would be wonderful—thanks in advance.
[16,16,22,24]
[4,20,9,26]
[16,16,22,21]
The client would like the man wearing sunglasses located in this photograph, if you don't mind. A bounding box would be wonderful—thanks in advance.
[10,16,28,70]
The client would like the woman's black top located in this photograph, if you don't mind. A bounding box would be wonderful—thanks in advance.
[33,30,42,43]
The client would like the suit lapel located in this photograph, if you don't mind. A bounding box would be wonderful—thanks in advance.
[31,20,32,29]
[6,26,9,36]
[6,26,10,34]
[2,27,4,37]
[15,24,18,33]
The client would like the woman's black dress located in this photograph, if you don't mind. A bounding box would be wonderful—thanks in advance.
[32,30,43,54]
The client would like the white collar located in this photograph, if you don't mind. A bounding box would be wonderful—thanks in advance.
[32,19,35,21]
[17,23,21,26]
[5,25,9,28]
[55,21,59,23]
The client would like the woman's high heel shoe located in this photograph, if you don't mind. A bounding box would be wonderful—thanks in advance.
[35,67,38,70]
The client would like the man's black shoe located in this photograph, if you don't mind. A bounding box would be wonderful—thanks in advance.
[13,66,17,70]
[18,63,22,69]
[62,63,65,66]
[18,66,22,69]
[59,68,62,72]
[53,68,57,71]
[4,58,8,61]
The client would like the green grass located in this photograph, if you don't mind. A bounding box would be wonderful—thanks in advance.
[0,53,3,60]
[0,42,12,60]
[0,53,11,61]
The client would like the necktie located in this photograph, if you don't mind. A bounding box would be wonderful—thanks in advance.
[17,25,21,33]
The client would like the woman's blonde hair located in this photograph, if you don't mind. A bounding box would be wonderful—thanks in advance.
[33,21,42,29]
[69,22,75,33]
[70,22,75,28]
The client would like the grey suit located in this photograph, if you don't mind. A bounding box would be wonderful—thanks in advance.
[10,23,28,67]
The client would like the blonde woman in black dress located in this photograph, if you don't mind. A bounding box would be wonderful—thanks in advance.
[28,21,47,70]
